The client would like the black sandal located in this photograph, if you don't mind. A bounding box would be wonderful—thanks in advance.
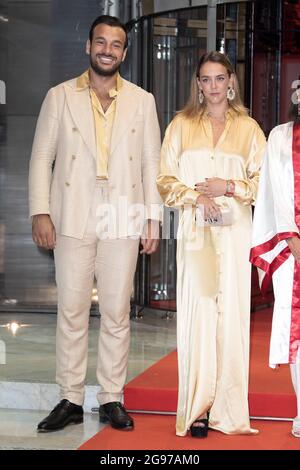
[190,418,209,438]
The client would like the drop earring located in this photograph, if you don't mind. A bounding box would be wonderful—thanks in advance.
[198,90,204,104]
[227,87,235,101]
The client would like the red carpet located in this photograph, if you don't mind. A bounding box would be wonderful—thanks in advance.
[124,309,296,418]
[79,309,298,450]
[79,415,300,450]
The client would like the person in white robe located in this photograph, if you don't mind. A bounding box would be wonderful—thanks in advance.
[251,91,300,438]
[157,52,266,437]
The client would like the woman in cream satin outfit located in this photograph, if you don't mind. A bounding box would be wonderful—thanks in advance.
[157,52,266,437]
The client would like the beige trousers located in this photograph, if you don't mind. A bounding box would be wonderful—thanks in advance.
[54,181,140,406]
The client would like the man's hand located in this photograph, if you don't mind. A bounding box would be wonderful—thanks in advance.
[287,236,300,263]
[195,178,227,198]
[140,219,160,255]
[32,214,56,250]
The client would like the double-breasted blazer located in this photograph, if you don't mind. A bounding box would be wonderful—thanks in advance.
[29,75,162,239]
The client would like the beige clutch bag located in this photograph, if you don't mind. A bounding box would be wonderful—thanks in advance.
[195,206,233,227]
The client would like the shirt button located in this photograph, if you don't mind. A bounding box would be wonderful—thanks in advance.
[65,182,70,187]
[132,184,136,189]
[129,156,133,161]
[131,129,136,133]
[72,155,76,160]
[72,127,77,132]
[211,156,214,160]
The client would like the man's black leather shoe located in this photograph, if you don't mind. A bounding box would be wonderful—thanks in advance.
[37,399,84,432]
[99,402,134,430]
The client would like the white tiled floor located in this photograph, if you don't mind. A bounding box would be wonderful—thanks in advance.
[0,308,176,449]
[0,409,103,450]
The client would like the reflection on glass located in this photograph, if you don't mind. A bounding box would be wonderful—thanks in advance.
[252,0,280,135]
[149,7,208,311]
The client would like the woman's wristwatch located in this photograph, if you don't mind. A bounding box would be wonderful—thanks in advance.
[225,179,235,197]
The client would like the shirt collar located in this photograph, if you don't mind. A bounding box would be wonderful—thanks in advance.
[76,69,123,97]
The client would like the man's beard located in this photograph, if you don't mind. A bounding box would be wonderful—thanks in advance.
[90,55,121,77]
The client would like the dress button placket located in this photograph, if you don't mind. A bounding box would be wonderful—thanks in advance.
[210,150,216,175]
[216,228,223,312]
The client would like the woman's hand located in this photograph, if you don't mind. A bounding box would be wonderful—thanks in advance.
[196,195,221,220]
[287,237,300,263]
[195,178,227,198]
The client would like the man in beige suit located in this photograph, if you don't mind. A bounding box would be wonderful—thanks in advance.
[29,15,161,432]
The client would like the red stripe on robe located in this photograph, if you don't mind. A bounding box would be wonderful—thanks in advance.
[290,123,300,363]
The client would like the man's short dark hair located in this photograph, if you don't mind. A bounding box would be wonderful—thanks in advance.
[89,15,128,49]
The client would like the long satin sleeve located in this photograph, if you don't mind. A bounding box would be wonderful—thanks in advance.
[233,123,266,206]
[156,119,200,208]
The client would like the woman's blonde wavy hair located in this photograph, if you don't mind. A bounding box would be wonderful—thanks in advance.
[179,51,248,120]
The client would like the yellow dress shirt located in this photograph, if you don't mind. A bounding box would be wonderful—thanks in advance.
[77,70,123,179]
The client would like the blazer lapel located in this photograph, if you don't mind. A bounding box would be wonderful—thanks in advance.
[64,83,96,159]
[110,81,139,154]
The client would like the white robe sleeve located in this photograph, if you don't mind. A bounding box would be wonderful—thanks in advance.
[250,122,300,292]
